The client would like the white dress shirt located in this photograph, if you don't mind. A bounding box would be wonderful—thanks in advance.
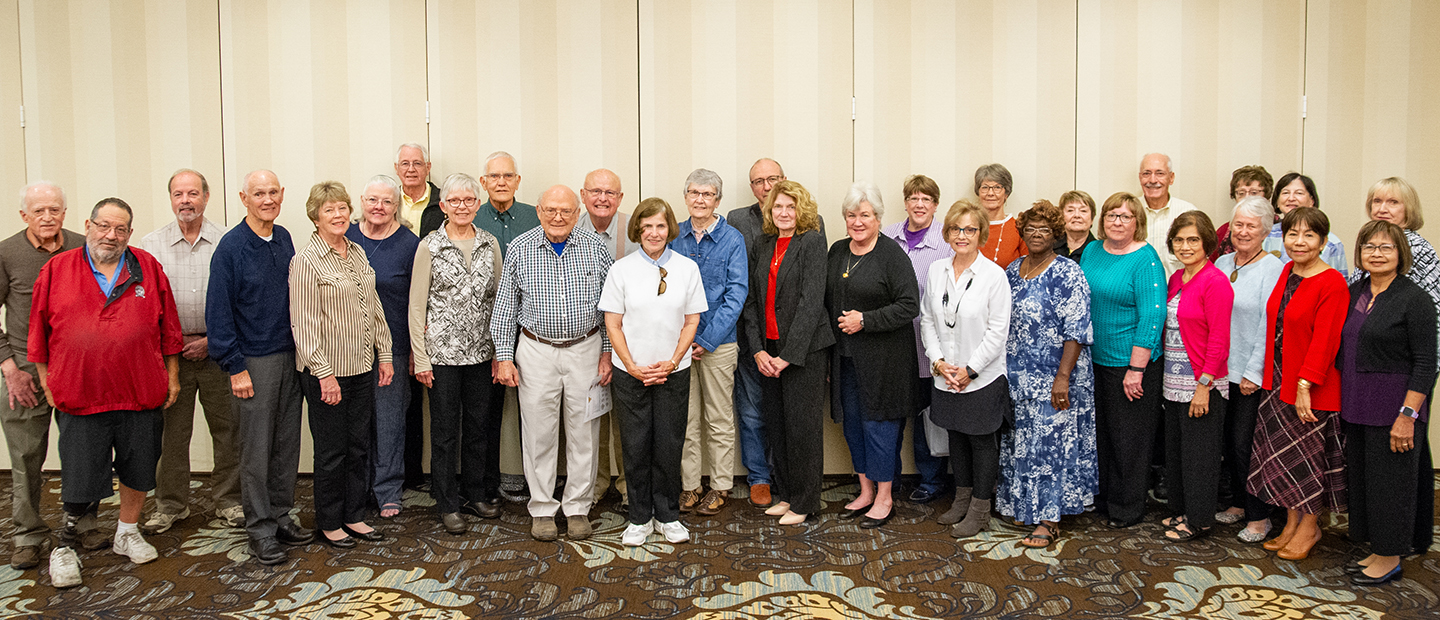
[919,254,1012,393]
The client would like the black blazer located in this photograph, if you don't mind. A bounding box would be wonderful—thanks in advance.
[418,181,445,238]
[1342,275,1438,394]
[825,235,919,421]
[741,229,835,366]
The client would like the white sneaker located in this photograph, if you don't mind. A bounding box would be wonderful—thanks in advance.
[217,505,245,528]
[113,530,158,564]
[658,521,690,544]
[141,507,191,534]
[621,521,654,547]
[49,547,82,588]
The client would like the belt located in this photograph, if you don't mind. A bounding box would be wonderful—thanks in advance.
[521,326,600,349]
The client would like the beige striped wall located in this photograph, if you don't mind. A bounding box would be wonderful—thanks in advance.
[2,0,1438,472]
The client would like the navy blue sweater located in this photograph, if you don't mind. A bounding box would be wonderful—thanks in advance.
[206,222,296,374]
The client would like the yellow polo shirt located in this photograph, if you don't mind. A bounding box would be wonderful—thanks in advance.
[402,184,431,234]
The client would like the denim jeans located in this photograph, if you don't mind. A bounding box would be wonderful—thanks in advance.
[732,356,772,486]
[372,350,410,508]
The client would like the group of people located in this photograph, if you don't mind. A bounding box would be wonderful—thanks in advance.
[0,144,1432,590]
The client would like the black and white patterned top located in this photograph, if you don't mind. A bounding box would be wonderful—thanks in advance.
[491,226,613,361]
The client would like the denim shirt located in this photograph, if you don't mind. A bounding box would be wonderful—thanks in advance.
[670,215,748,351]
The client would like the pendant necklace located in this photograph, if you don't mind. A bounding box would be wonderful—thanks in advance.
[843,252,867,278]
[1229,249,1262,283]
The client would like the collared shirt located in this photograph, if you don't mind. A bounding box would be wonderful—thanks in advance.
[475,200,541,259]
[1216,251,1284,385]
[1143,196,1195,277]
[918,254,1012,393]
[206,222,296,375]
[0,228,86,364]
[141,218,226,335]
[83,245,124,297]
[491,227,613,361]
[289,232,392,378]
[882,218,953,377]
[402,184,431,234]
[576,211,633,259]
[1262,223,1349,277]
[670,215,748,351]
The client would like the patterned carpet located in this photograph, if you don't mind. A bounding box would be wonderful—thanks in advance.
[0,473,1437,619]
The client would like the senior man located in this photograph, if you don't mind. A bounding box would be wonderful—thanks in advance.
[207,170,313,565]
[492,185,613,541]
[140,169,244,535]
[671,169,747,516]
[477,151,541,257]
[575,169,634,508]
[31,197,182,587]
[396,142,444,238]
[0,182,86,570]
[1138,152,1195,277]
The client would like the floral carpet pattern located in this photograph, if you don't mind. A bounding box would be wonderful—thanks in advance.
[0,474,1436,619]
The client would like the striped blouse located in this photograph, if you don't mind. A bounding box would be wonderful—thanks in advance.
[289,232,393,377]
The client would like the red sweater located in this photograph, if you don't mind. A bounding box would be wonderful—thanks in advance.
[28,247,182,415]
[1262,263,1347,411]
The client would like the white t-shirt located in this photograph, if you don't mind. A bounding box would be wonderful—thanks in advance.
[598,249,709,373]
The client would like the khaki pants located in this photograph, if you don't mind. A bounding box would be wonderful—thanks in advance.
[680,342,738,492]
[154,355,242,515]
[517,333,601,518]
[592,409,627,501]
[0,359,56,546]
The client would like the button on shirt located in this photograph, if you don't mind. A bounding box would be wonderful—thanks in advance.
[402,184,431,235]
[141,218,226,335]
[475,201,541,259]
[289,233,393,378]
[491,227,613,361]
[918,255,1012,393]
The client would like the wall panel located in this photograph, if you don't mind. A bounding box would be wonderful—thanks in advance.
[0,0,24,233]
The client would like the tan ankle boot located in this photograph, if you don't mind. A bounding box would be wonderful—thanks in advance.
[951,498,992,538]
[937,488,971,525]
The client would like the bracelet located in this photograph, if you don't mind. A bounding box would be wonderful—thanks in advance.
[931,359,945,375]
[1296,379,1312,390]
[1127,365,1145,373]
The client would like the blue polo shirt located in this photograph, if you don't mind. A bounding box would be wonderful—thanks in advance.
[205,222,296,374]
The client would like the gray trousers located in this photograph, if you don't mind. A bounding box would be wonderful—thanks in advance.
[154,355,242,515]
[233,352,304,540]
[0,359,69,546]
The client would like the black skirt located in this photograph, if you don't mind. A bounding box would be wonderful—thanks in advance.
[930,376,1010,435]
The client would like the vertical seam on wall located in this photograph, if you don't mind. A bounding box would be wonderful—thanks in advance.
[637,0,642,194]
[11,0,25,182]
[1072,0,1079,189]
[1299,0,1308,171]
[851,0,856,182]
[215,0,228,226]
[424,0,431,158]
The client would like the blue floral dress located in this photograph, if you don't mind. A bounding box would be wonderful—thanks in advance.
[997,256,1099,523]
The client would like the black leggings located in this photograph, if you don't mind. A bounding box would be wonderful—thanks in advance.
[948,430,999,500]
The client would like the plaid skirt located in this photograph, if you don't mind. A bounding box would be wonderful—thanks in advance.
[1245,389,1347,514]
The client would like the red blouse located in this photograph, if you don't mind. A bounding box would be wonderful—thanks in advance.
[765,236,792,340]
[1262,263,1348,411]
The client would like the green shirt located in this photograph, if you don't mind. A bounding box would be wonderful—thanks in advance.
[475,201,540,259]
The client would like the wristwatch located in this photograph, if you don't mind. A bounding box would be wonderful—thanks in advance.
[1401,406,1420,420]
[1197,374,1213,387]
[966,367,979,380]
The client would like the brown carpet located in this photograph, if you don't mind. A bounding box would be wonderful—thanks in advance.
[1,473,1437,619]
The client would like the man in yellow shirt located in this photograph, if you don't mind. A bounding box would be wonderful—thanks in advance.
[395,143,443,237]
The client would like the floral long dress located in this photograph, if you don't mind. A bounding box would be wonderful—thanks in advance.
[996,256,1098,523]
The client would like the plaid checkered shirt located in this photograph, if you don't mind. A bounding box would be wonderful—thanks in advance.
[491,226,613,361]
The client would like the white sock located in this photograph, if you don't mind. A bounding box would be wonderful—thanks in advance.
[116,521,139,536]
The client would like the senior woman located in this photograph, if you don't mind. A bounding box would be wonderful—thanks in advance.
[1339,220,1436,585]
[1212,166,1273,261]
[996,200,1095,548]
[920,200,1012,538]
[1352,176,1439,556]
[1213,197,1284,543]
[408,173,504,534]
[1157,211,1234,542]
[1248,207,1349,561]
[600,198,707,547]
[974,164,1027,267]
[1262,172,1347,275]
[290,181,394,547]
[1078,192,1166,529]
[879,174,952,505]
[827,182,920,529]
[1054,191,1097,262]
[345,175,421,519]
[740,180,833,525]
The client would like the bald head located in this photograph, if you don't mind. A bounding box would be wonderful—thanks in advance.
[748,158,786,203]
[538,185,581,243]
[581,169,624,225]
[240,169,285,225]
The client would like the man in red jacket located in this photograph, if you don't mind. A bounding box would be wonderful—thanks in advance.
[28,197,182,587]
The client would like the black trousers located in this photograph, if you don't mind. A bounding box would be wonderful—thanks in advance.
[1345,419,1425,556]
[302,371,375,531]
[1164,392,1227,529]
[612,368,690,525]
[429,362,496,513]
[1094,363,1162,524]
[948,430,999,500]
[1221,382,1272,521]
[759,341,827,515]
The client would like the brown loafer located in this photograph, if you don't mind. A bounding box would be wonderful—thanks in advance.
[678,487,703,513]
[696,489,729,516]
[10,538,51,570]
[748,483,772,507]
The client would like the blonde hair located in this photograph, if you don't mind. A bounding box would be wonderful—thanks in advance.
[943,199,989,246]
[761,180,821,236]
[1366,177,1424,231]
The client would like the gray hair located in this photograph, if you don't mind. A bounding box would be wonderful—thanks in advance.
[1232,195,1275,231]
[973,163,1013,196]
[841,181,885,220]
[362,174,410,228]
[484,151,517,173]
[395,142,429,163]
[20,181,66,212]
[440,173,482,200]
[684,168,724,200]
[1141,152,1175,173]
[241,169,278,194]
[167,169,210,195]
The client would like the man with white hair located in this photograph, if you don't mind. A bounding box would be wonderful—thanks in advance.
[477,151,541,258]
[1139,153,1195,277]
[395,142,444,237]
[0,182,86,571]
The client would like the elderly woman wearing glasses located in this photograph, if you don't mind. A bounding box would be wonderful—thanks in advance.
[409,173,504,535]
[921,200,1012,538]
[345,175,421,519]
[600,198,707,548]
[1078,192,1166,529]
[826,182,920,529]
[973,164,1027,267]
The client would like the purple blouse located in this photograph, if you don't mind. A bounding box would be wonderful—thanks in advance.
[1341,289,1426,425]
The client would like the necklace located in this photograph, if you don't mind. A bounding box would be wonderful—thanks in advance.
[843,253,867,278]
[1229,249,1262,283]
[1021,253,1054,279]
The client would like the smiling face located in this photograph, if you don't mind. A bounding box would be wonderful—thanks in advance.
[844,201,880,245]
[538,186,580,241]
[169,172,208,224]
[20,184,66,241]
[1139,154,1173,203]
[1170,224,1205,268]
[977,180,1008,214]
[947,213,981,259]
[361,184,399,227]
[749,159,785,204]
[1369,190,1408,227]
[905,192,937,229]
[638,211,669,256]
[394,145,431,192]
[582,169,624,222]
[770,193,798,235]
[1359,229,1401,278]
[1276,178,1314,213]
[1283,221,1323,267]
[1102,204,1137,244]
[1229,212,1265,255]
[441,187,478,228]
[316,200,351,239]
[240,171,284,224]
[1062,200,1092,234]
[684,183,719,223]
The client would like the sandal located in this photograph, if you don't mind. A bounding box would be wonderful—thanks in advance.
[380,503,402,519]
[1161,522,1210,542]
[1020,522,1058,548]
[1161,515,1187,528]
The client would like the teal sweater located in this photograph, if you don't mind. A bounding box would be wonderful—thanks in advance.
[1078,240,1166,366]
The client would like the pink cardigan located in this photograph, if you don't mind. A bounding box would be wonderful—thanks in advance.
[1166,262,1234,380]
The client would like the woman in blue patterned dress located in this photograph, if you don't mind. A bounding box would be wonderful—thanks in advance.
[997,201,1096,548]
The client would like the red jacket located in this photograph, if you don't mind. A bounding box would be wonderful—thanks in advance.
[28,247,182,415]
[1262,263,1347,411]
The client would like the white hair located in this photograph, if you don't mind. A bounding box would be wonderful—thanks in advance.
[1232,195,1275,231]
[484,151,517,173]
[841,181,885,220]
[1140,152,1175,173]
[395,142,429,163]
[20,181,65,211]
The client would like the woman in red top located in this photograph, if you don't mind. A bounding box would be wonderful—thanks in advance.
[1247,207,1349,561]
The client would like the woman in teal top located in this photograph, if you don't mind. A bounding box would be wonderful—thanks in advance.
[1079,192,1167,529]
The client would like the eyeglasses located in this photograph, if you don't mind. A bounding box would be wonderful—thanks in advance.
[1361,243,1397,255]
[685,189,718,201]
[540,207,576,218]
[90,220,131,236]
[445,197,478,208]
[905,196,936,205]
[1171,236,1204,247]
[948,226,980,238]
[749,175,783,187]
[485,173,518,182]
[1104,213,1135,223]
[977,184,1006,195]
[584,188,620,199]
[362,196,396,207]
[1021,226,1052,236]
[657,266,668,295]
[396,161,427,169]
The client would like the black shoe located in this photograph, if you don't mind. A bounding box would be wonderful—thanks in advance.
[1351,565,1403,586]
[838,504,872,520]
[460,500,500,519]
[321,531,356,548]
[1106,518,1139,529]
[275,522,314,546]
[859,512,892,529]
[341,524,385,542]
[1343,560,1366,575]
[442,512,466,535]
[486,496,502,506]
[248,537,286,565]
[908,487,941,504]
